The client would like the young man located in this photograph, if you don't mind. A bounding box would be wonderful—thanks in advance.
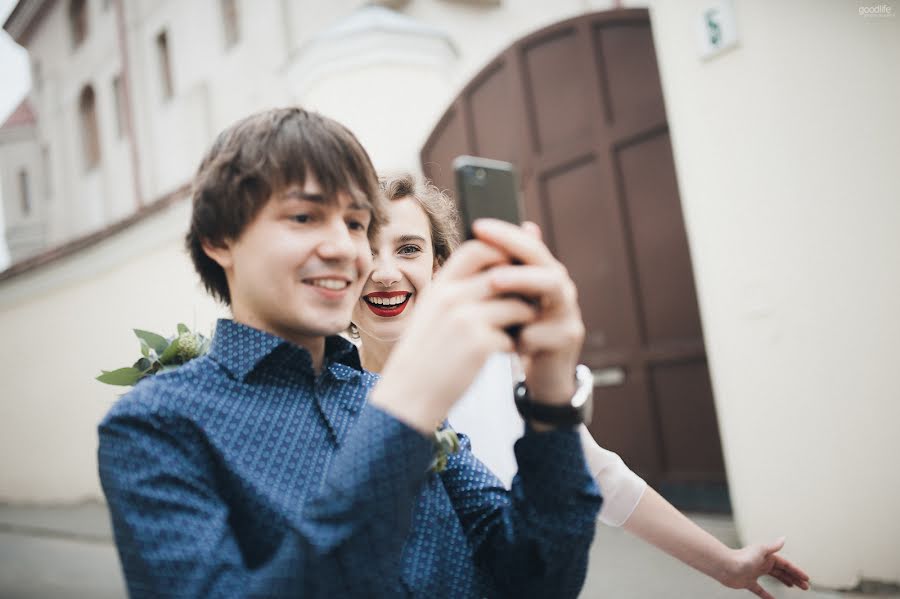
[98,107,602,598]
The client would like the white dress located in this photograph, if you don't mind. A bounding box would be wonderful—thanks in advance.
[449,353,647,527]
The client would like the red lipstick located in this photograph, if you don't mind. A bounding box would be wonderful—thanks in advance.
[364,291,411,318]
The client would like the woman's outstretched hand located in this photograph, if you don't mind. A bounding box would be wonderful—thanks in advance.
[724,537,811,599]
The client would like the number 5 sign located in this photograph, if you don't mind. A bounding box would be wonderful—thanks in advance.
[697,0,739,59]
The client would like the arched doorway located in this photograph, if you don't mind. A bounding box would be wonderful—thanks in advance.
[422,9,729,511]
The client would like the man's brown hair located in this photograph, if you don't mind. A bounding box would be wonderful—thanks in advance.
[185,107,386,304]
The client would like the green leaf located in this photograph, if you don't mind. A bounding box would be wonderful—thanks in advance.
[177,323,189,335]
[158,338,180,365]
[132,357,152,372]
[96,367,145,386]
[134,329,169,354]
[139,338,151,358]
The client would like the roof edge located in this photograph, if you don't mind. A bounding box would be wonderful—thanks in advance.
[0,182,191,284]
[4,0,54,45]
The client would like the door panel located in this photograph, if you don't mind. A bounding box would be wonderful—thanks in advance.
[523,28,594,151]
[650,359,725,477]
[595,23,667,129]
[422,9,728,510]
[617,131,703,344]
[541,157,638,351]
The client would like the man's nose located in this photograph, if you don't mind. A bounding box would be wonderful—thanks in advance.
[317,219,356,261]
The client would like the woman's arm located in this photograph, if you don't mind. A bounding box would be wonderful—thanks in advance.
[579,426,809,597]
[622,487,810,598]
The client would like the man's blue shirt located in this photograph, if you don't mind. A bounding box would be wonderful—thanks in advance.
[98,319,602,598]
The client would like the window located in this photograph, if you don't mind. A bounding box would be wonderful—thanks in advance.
[156,30,174,100]
[69,0,88,48]
[41,145,52,200]
[221,0,240,49]
[32,60,42,92]
[78,85,101,170]
[18,170,31,216]
[112,74,126,138]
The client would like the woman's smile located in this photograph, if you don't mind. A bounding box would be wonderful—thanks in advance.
[363,291,412,317]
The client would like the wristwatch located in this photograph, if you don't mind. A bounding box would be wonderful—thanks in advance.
[514,364,593,428]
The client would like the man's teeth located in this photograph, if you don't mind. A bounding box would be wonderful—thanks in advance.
[309,279,348,290]
[367,295,409,306]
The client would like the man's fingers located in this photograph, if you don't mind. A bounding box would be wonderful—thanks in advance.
[488,265,572,306]
[474,297,539,331]
[522,221,542,240]
[516,319,584,356]
[472,218,556,267]
[437,238,509,282]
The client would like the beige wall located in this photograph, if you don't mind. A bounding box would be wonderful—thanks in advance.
[647,0,900,588]
[0,199,226,502]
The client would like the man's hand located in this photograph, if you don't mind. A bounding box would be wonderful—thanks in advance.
[370,238,538,435]
[472,219,585,408]
[723,537,811,599]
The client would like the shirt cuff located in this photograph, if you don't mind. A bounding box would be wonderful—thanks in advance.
[514,427,602,513]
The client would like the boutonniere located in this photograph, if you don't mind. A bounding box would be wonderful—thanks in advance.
[96,324,460,472]
[96,324,210,386]
[430,425,460,474]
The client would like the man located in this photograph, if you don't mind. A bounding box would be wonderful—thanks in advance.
[98,107,602,597]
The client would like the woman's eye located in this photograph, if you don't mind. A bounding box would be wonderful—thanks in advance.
[347,220,367,232]
[291,214,311,224]
[398,245,422,256]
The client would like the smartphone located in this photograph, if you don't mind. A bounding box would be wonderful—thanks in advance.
[454,156,528,338]
[453,156,522,239]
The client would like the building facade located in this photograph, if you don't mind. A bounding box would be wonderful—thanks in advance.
[0,0,898,590]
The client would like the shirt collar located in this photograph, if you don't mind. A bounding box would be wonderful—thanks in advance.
[209,319,362,381]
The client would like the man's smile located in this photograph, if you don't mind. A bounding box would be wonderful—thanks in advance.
[303,276,353,299]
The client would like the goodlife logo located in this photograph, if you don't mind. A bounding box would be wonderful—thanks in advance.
[858,3,895,17]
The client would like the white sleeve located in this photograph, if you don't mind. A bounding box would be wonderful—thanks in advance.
[449,353,648,526]
[448,353,523,489]
[578,425,647,527]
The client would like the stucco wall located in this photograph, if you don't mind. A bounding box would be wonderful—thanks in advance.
[0,198,226,502]
[647,0,900,587]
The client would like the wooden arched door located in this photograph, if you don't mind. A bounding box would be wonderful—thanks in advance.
[422,9,729,510]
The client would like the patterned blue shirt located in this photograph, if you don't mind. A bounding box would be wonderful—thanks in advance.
[99,319,602,598]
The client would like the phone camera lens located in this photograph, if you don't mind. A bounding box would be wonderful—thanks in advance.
[475,168,486,182]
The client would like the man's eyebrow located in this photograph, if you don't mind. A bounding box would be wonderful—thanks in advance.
[281,188,370,211]
[282,189,326,204]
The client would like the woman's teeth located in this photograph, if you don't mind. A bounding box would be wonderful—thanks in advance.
[366,294,409,306]
[309,279,348,290]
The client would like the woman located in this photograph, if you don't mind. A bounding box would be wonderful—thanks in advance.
[352,174,810,599]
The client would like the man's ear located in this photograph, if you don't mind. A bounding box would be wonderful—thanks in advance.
[202,239,234,270]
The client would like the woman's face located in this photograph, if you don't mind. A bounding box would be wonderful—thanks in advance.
[352,196,437,342]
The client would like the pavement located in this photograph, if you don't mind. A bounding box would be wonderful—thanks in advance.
[0,502,896,599]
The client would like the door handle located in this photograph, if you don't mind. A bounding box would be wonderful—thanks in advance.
[592,367,625,387]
